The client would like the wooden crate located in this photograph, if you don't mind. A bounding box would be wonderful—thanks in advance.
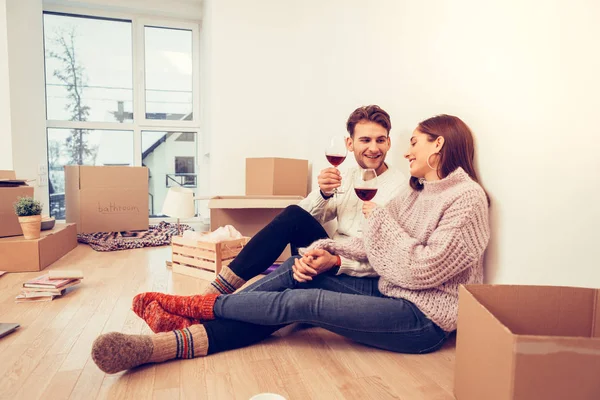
[171,235,250,281]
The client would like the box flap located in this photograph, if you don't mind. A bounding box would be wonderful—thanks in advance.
[208,195,303,209]
[455,285,515,400]
[79,166,148,189]
[465,284,596,337]
[0,170,16,180]
[65,166,81,226]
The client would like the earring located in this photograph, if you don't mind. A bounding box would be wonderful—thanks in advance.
[426,152,439,170]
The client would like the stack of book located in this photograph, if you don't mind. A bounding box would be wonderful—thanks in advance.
[15,270,83,303]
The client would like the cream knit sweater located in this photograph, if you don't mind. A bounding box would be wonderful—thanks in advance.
[306,168,490,332]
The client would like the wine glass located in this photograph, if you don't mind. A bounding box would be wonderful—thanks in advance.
[354,168,378,231]
[325,136,348,194]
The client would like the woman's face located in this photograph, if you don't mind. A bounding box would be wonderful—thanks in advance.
[404,129,442,180]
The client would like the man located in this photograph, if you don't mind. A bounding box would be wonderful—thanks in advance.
[204,105,405,295]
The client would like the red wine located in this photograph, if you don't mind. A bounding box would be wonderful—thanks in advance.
[326,154,346,167]
[354,187,378,201]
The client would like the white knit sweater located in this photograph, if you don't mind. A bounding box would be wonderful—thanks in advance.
[306,168,490,332]
[298,164,406,276]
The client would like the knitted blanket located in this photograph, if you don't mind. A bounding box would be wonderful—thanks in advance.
[77,221,194,252]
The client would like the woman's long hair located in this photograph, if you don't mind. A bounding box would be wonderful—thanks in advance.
[410,115,488,202]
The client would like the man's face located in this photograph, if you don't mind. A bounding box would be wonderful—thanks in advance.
[346,121,391,175]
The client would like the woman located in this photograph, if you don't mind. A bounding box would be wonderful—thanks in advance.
[91,114,490,374]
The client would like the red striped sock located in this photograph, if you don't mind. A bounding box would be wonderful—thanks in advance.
[133,292,219,321]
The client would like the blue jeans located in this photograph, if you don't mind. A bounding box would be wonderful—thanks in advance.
[213,256,448,354]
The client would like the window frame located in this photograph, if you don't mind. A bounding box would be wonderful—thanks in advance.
[42,5,203,222]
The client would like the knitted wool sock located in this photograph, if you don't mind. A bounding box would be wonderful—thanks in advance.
[143,300,199,333]
[91,324,208,374]
[132,292,219,320]
[204,265,247,295]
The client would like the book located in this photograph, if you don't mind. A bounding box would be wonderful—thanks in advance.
[20,288,67,296]
[48,270,84,280]
[15,294,56,303]
[23,275,80,289]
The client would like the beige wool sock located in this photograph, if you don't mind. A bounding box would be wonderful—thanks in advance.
[203,265,246,295]
[91,324,209,374]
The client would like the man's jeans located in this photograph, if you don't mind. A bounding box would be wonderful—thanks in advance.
[214,256,448,354]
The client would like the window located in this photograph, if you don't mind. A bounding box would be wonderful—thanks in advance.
[43,10,202,220]
[142,131,197,217]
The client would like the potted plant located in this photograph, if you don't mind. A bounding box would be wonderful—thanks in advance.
[13,196,43,239]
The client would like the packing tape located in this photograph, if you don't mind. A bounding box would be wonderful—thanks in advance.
[515,341,600,356]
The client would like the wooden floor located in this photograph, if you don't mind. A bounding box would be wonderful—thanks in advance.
[0,245,457,400]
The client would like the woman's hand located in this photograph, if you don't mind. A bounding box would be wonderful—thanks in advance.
[292,249,338,283]
[362,201,378,218]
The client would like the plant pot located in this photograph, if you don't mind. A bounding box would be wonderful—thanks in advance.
[18,215,42,240]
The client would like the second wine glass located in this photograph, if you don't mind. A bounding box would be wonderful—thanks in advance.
[354,168,378,232]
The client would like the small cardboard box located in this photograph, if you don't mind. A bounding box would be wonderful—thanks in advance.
[0,170,35,238]
[246,157,309,197]
[65,166,149,233]
[0,223,77,272]
[208,195,303,263]
[171,235,250,280]
[455,284,600,400]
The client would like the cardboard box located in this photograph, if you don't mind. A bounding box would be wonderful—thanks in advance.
[246,158,309,197]
[208,196,303,262]
[65,166,149,233]
[0,223,77,272]
[0,170,35,238]
[454,284,600,400]
[171,235,250,280]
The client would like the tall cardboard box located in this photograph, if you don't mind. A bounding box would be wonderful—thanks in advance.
[65,166,149,233]
[0,223,77,272]
[208,196,303,262]
[0,170,35,238]
[455,284,600,400]
[246,158,309,197]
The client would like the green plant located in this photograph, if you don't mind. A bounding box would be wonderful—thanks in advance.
[14,196,43,217]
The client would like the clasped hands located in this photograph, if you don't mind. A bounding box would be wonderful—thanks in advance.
[292,249,338,283]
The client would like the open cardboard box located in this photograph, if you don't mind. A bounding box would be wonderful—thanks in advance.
[455,284,600,400]
[0,223,77,272]
[208,195,303,263]
[0,170,34,238]
[65,165,149,233]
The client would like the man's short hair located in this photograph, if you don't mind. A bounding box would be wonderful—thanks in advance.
[346,105,392,137]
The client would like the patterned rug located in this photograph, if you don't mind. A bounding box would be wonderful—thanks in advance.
[77,221,194,252]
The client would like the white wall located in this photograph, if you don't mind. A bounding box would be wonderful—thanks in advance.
[5,0,47,210]
[0,0,13,170]
[203,0,600,288]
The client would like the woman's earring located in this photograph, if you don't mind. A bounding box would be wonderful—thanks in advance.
[426,152,439,170]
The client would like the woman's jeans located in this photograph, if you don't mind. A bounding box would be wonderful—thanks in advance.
[212,256,448,354]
